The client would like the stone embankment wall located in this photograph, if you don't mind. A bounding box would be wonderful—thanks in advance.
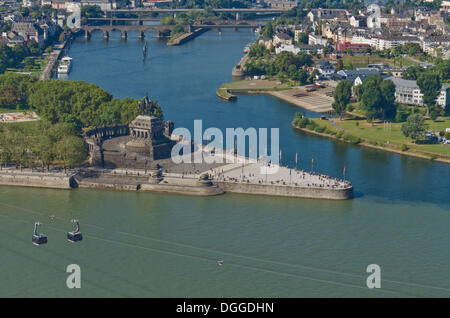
[0,171,75,189]
[232,53,248,77]
[214,181,353,200]
[167,28,208,46]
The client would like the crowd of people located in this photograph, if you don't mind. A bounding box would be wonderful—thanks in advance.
[205,165,352,189]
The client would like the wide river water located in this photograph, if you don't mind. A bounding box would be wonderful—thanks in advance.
[0,29,449,297]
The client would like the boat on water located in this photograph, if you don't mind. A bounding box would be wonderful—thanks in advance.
[143,41,148,57]
[57,56,72,74]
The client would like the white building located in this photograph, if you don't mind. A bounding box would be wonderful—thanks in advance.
[308,34,328,46]
[441,1,450,12]
[80,0,112,12]
[374,36,421,51]
[275,44,300,55]
[66,1,81,12]
[273,32,293,46]
[387,77,449,108]
[314,60,335,76]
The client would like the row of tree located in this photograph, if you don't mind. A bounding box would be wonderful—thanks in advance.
[402,59,450,83]
[0,73,165,133]
[0,121,86,171]
[245,45,315,84]
[333,74,397,120]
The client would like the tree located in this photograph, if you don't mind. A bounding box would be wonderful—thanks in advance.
[379,79,397,119]
[172,24,185,35]
[402,66,423,80]
[56,135,86,172]
[353,84,363,101]
[401,114,427,142]
[260,21,274,38]
[417,73,441,116]
[332,80,352,119]
[360,75,397,120]
[336,59,344,72]
[297,32,308,44]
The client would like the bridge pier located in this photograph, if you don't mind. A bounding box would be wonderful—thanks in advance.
[138,30,145,39]
[84,30,90,40]
[103,30,109,39]
[121,31,127,40]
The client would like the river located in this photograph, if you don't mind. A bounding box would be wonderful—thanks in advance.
[0,29,449,297]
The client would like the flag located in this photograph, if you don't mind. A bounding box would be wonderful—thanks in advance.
[279,149,282,161]
[343,165,346,178]
[295,152,298,165]
[312,157,314,164]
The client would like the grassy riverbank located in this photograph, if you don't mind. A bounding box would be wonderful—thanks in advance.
[292,115,450,163]
[216,87,237,101]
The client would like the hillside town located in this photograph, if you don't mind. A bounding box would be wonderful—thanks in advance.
[252,4,450,111]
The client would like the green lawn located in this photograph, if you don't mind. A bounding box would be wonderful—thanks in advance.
[341,55,419,68]
[308,117,450,158]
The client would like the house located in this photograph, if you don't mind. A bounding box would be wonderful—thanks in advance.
[390,69,404,78]
[308,34,328,46]
[273,32,292,46]
[337,42,371,53]
[387,77,449,108]
[80,0,112,11]
[275,43,300,55]
[275,44,323,55]
[314,60,335,76]
[11,22,44,44]
[308,8,349,26]
[296,44,324,55]
[258,37,273,50]
[422,36,450,53]
[337,68,380,86]
[349,15,366,28]
[1,31,25,47]
[440,1,450,12]
[374,36,421,51]
[265,0,297,9]
[66,1,81,12]
[51,0,66,9]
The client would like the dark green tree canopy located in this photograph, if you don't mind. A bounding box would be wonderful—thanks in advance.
[332,80,352,119]
[401,114,428,142]
[417,73,441,109]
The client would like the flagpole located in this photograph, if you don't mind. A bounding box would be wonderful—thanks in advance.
[289,161,292,185]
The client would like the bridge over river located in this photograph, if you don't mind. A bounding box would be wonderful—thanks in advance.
[81,18,267,39]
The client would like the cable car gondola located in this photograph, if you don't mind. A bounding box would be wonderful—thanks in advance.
[67,219,82,243]
[32,222,47,246]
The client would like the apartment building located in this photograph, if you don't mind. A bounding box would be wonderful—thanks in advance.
[387,77,449,108]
